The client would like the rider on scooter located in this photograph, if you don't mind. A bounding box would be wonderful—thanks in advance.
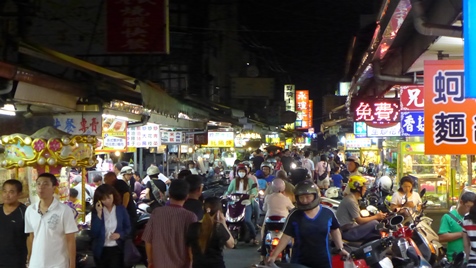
[342,156,362,196]
[224,164,258,245]
[267,181,349,267]
[261,162,275,184]
[336,175,386,242]
[259,179,294,264]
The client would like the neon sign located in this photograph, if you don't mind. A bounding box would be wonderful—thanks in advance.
[352,99,400,123]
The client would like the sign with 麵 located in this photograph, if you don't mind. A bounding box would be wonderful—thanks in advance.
[352,98,400,123]
[160,131,183,144]
[424,60,476,154]
[367,123,401,137]
[53,113,102,136]
[401,111,424,136]
[400,85,424,110]
[127,124,160,148]
[284,85,295,130]
[295,90,310,129]
[106,0,169,53]
[101,117,127,151]
[353,122,367,137]
[205,132,234,147]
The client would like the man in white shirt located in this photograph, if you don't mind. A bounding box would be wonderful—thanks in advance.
[316,154,331,190]
[301,151,315,181]
[25,173,78,268]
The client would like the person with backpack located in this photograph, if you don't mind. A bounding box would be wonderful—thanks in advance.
[0,180,28,268]
[316,154,331,190]
[439,191,476,261]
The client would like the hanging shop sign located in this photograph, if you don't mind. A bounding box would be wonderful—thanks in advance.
[367,123,401,137]
[160,131,183,144]
[295,90,310,129]
[127,124,160,148]
[194,133,208,145]
[424,60,476,154]
[352,98,400,123]
[101,117,127,151]
[106,0,169,53]
[205,132,234,147]
[346,138,372,149]
[353,122,367,137]
[308,100,313,129]
[53,113,102,136]
[400,85,424,110]
[401,111,424,136]
[284,84,295,130]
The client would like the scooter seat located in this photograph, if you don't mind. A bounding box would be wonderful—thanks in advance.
[343,240,363,248]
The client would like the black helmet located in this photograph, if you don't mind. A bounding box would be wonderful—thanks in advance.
[294,180,320,211]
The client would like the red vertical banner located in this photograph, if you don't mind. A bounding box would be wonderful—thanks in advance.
[106,0,169,53]
[295,90,309,129]
[308,100,313,128]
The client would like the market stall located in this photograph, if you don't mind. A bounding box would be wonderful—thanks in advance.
[0,126,97,220]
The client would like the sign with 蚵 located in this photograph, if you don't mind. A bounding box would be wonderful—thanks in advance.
[424,60,476,154]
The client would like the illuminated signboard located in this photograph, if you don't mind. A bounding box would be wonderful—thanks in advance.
[346,138,371,149]
[352,98,400,123]
[284,85,295,130]
[295,90,309,129]
[205,132,234,147]
[367,123,401,137]
[401,111,424,136]
[353,122,367,137]
[308,100,313,129]
[400,85,424,110]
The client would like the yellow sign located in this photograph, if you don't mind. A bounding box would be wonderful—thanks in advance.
[206,132,234,147]
[101,117,127,152]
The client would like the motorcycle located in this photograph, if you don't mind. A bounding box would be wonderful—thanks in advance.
[134,200,151,265]
[263,215,292,263]
[223,183,258,247]
[76,228,95,268]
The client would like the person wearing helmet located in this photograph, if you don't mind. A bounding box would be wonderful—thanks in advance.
[144,166,168,210]
[260,162,275,183]
[336,175,385,242]
[342,156,362,196]
[267,181,348,267]
[258,179,294,263]
[390,176,422,212]
[225,164,258,244]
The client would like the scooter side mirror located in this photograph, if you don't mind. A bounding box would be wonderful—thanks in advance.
[390,215,404,226]
[360,210,370,217]
[420,188,426,198]
[366,205,378,214]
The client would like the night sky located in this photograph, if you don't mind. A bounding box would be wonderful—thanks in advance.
[240,0,376,97]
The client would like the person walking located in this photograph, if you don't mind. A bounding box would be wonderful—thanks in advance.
[186,197,234,268]
[25,173,78,268]
[90,184,131,268]
[142,179,197,268]
[0,180,28,268]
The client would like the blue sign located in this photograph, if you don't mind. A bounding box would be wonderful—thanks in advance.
[465,0,475,98]
[400,111,424,136]
[353,122,367,137]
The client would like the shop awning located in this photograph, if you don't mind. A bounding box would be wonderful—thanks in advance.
[18,42,209,120]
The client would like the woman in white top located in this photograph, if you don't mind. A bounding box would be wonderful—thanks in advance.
[91,184,131,268]
[390,176,422,213]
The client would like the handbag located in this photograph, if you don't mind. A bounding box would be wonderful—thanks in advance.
[123,238,141,266]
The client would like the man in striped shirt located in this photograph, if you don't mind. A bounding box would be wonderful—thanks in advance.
[143,179,198,268]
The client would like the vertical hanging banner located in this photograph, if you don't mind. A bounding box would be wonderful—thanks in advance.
[308,100,313,129]
[464,0,476,98]
[295,90,309,129]
[424,60,476,154]
[107,0,169,53]
[284,84,295,130]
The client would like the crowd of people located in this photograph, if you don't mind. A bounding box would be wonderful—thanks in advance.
[4,148,476,267]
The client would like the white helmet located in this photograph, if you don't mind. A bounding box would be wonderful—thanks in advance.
[379,176,393,192]
[271,179,286,193]
[325,187,339,198]
[346,156,360,166]
[120,166,133,175]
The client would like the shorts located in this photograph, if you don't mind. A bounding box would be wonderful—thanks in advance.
[317,178,330,188]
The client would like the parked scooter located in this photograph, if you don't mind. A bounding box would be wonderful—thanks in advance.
[134,200,151,265]
[223,183,258,247]
[263,215,292,263]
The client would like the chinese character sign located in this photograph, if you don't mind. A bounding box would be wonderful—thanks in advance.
[206,132,234,147]
[353,122,367,137]
[101,118,127,151]
[308,100,313,129]
[400,86,424,110]
[295,90,309,129]
[401,111,424,136]
[352,99,400,122]
[424,60,476,154]
[53,113,102,136]
[127,124,160,148]
[284,84,295,130]
[160,131,183,144]
[367,123,401,137]
[106,0,169,53]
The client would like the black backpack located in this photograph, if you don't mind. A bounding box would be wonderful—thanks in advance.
[318,162,328,181]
